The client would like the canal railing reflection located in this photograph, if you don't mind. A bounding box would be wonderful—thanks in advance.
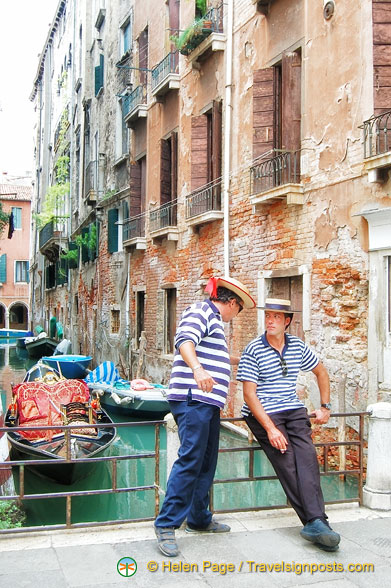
[0,412,368,534]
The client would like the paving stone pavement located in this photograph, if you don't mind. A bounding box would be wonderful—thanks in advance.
[0,505,390,587]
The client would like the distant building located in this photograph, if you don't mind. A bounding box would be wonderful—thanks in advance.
[29,0,391,414]
[0,184,32,332]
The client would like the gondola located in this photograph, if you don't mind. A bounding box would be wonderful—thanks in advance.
[5,368,116,484]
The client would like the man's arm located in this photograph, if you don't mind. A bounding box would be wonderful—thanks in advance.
[178,341,217,393]
[243,381,288,452]
[311,362,331,425]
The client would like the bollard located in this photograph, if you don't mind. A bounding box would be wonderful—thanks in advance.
[363,402,391,510]
[164,412,180,479]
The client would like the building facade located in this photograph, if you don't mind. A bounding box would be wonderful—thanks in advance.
[0,184,32,332]
[30,0,391,416]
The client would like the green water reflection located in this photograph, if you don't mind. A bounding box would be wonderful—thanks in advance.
[1,341,359,527]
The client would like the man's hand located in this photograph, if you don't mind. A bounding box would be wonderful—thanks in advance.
[193,366,217,393]
[312,407,331,425]
[266,425,288,453]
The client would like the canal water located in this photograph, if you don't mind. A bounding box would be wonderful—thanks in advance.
[0,341,358,528]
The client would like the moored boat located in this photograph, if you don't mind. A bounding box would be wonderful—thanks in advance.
[5,375,116,484]
[85,362,170,419]
[41,354,92,379]
[25,332,58,359]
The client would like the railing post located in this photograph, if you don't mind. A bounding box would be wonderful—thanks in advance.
[164,412,180,479]
[363,402,391,510]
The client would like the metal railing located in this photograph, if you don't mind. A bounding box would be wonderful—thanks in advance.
[0,412,367,534]
[39,220,55,249]
[205,2,224,33]
[123,85,147,117]
[122,212,146,241]
[186,180,222,219]
[250,149,301,195]
[362,110,391,159]
[150,200,177,232]
[151,52,179,92]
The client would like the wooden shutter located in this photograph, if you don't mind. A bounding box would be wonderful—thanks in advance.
[0,254,6,283]
[139,28,148,86]
[270,276,303,339]
[212,100,222,181]
[94,54,104,96]
[108,208,119,253]
[191,115,208,190]
[253,68,275,159]
[160,139,171,205]
[130,160,141,216]
[68,241,79,269]
[156,290,165,350]
[81,227,89,263]
[281,51,301,152]
[373,1,391,114]
[171,131,178,200]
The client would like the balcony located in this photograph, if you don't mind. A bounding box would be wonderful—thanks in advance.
[362,110,391,182]
[249,150,303,207]
[123,85,148,128]
[151,52,180,99]
[186,180,223,227]
[149,200,178,241]
[175,4,225,64]
[84,156,105,204]
[39,220,68,262]
[123,213,147,250]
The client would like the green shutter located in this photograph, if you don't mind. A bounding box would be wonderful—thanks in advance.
[108,209,119,253]
[81,227,89,263]
[68,241,79,269]
[26,261,30,284]
[0,254,6,283]
[95,54,104,96]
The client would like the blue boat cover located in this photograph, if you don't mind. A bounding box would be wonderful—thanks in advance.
[85,361,128,386]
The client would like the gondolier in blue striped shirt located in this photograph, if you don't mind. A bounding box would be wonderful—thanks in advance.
[237,298,341,552]
[154,276,256,557]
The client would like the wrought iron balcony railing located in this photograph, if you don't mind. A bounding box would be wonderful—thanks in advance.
[177,3,224,56]
[123,212,146,242]
[362,110,391,159]
[123,85,147,117]
[39,220,55,249]
[186,180,222,219]
[151,52,179,92]
[250,149,301,195]
[150,200,177,232]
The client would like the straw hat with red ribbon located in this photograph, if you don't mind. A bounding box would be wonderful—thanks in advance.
[205,276,256,309]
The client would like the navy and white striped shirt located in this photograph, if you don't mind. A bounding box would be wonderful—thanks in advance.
[238,333,319,416]
[168,299,231,409]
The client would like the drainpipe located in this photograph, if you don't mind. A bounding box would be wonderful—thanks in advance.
[223,0,233,276]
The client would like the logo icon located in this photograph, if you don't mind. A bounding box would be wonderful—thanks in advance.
[117,556,137,577]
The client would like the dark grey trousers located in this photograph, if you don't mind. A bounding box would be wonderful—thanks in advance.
[245,408,326,524]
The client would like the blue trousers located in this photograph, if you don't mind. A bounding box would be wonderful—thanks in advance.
[155,396,221,529]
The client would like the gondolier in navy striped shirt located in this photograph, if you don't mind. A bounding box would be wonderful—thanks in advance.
[237,298,341,552]
[154,276,256,557]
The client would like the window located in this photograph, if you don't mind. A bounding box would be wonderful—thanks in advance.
[95,53,104,96]
[111,309,120,334]
[136,291,145,348]
[253,49,302,159]
[0,254,6,283]
[108,202,126,253]
[120,14,132,56]
[11,207,22,229]
[130,156,146,217]
[165,288,177,354]
[191,101,222,191]
[138,27,148,86]
[15,261,29,283]
[269,275,303,339]
[160,132,178,205]
[116,96,129,158]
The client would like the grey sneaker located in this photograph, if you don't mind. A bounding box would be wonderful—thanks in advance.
[300,518,340,549]
[186,519,231,533]
[154,526,179,557]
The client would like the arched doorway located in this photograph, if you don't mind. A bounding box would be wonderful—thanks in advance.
[0,304,6,328]
[8,302,29,330]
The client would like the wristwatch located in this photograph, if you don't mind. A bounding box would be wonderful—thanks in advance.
[321,403,332,411]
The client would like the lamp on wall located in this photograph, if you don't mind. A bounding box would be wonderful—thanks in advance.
[323,1,335,20]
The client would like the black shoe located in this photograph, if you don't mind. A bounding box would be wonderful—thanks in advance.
[154,526,179,557]
[300,518,340,548]
[186,519,231,533]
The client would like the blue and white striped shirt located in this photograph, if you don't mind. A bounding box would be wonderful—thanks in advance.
[168,299,231,409]
[238,333,319,416]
